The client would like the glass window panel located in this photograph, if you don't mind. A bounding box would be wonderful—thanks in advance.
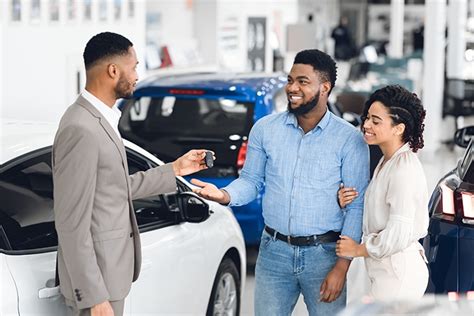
[68,0,77,20]
[99,0,107,21]
[49,0,59,21]
[30,0,41,22]
[84,0,92,21]
[114,0,122,20]
[128,0,135,18]
[11,0,21,21]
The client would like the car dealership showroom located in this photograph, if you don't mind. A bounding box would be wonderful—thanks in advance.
[2,0,474,315]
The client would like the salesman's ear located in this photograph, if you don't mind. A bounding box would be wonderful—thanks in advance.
[107,63,119,79]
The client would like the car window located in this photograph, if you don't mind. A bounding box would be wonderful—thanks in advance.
[126,150,183,231]
[0,148,186,252]
[0,152,56,251]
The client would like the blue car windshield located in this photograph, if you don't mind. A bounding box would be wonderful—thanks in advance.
[123,96,254,137]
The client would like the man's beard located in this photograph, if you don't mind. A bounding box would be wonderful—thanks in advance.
[115,76,134,99]
[287,92,320,116]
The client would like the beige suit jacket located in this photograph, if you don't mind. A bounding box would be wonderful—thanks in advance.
[52,95,176,309]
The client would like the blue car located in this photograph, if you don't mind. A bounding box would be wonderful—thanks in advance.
[119,72,288,245]
[423,126,474,293]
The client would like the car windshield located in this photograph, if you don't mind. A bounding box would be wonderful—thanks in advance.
[120,95,255,173]
[123,96,254,138]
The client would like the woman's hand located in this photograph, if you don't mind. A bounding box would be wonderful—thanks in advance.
[337,183,358,208]
[336,235,366,258]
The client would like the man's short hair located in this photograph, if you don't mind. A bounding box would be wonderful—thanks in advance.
[83,32,133,70]
[293,49,337,94]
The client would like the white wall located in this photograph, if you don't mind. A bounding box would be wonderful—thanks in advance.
[194,0,217,65]
[193,0,298,72]
[1,0,146,123]
[146,0,194,47]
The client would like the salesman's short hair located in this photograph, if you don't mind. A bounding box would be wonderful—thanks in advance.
[83,32,133,70]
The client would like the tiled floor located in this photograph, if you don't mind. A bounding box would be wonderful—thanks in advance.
[240,142,463,316]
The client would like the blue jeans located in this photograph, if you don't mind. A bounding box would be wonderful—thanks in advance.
[254,230,346,316]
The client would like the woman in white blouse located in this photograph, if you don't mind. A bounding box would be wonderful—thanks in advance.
[336,85,429,301]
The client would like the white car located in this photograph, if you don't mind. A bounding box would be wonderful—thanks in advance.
[0,120,246,315]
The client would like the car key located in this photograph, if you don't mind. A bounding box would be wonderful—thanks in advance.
[205,151,214,168]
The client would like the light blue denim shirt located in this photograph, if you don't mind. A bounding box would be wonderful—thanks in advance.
[224,110,369,241]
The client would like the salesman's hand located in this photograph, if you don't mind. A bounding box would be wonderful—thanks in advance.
[319,259,348,303]
[91,301,114,316]
[191,179,230,205]
[172,149,214,176]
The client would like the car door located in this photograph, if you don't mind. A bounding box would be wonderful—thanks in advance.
[1,252,22,315]
[126,150,212,315]
[0,149,133,315]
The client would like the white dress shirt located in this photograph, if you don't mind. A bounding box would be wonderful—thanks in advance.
[82,89,122,138]
[362,143,429,259]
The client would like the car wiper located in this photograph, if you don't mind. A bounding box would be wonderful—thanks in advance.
[174,137,224,144]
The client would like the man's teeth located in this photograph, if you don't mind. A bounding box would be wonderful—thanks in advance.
[365,132,374,136]
[290,96,302,100]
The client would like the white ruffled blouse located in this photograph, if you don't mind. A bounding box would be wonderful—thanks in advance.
[362,143,429,260]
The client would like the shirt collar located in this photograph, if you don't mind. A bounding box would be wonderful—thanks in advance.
[285,109,332,131]
[317,109,331,130]
[82,89,122,137]
[82,89,121,117]
[285,112,299,127]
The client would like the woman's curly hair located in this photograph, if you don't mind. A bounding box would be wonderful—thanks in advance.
[361,85,426,152]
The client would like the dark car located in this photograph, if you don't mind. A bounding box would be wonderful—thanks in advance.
[423,125,474,293]
[118,72,288,245]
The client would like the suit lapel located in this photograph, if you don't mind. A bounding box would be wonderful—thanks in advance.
[76,96,128,167]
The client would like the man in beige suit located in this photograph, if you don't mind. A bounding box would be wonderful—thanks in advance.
[53,32,209,316]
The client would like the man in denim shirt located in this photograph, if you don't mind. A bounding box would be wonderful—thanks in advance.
[192,49,369,315]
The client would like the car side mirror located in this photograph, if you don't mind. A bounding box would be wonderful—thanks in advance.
[454,125,474,148]
[178,192,210,223]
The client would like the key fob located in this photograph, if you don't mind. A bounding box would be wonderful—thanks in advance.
[205,151,214,168]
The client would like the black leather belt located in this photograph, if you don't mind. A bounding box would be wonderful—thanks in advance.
[264,226,340,246]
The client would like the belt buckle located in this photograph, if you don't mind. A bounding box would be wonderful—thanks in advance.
[287,235,292,245]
